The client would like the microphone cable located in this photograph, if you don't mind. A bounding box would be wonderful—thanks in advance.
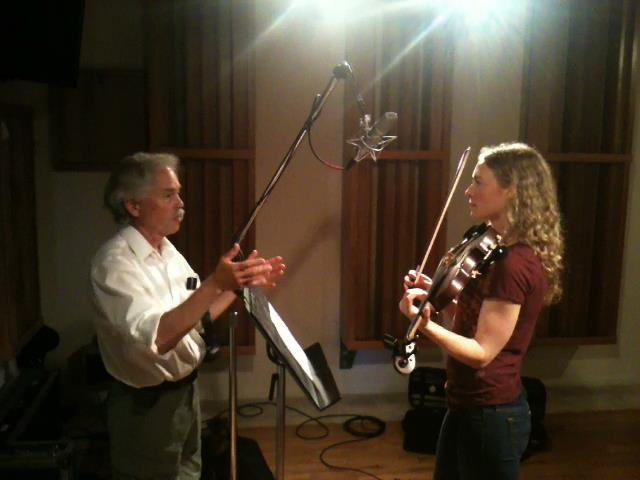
[304,91,348,171]
[297,411,386,480]
[307,127,347,171]
[305,63,372,172]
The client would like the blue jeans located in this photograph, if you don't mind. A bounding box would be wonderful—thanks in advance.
[433,391,531,480]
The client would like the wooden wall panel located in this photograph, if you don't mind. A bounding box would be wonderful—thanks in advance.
[145,0,256,348]
[166,151,255,348]
[0,105,42,360]
[341,7,453,351]
[522,0,637,343]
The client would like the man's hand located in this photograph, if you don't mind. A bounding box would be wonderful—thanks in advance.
[210,244,286,291]
[262,255,286,288]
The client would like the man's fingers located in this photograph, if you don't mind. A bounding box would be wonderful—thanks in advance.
[222,243,241,261]
[236,262,272,281]
[236,257,267,273]
[268,256,284,267]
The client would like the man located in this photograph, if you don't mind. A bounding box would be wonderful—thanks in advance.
[90,152,285,479]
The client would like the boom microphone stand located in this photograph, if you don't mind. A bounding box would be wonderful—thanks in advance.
[226,62,352,480]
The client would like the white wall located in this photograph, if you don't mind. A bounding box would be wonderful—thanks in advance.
[1,1,638,407]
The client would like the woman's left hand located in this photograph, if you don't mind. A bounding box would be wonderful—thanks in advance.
[399,288,431,322]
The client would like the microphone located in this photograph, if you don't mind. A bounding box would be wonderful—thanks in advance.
[362,112,398,148]
[347,111,398,165]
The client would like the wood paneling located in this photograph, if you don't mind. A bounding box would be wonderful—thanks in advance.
[145,0,256,347]
[166,152,255,347]
[341,8,453,351]
[522,0,637,342]
[145,0,254,151]
[0,104,42,360]
[49,69,147,171]
[342,0,637,350]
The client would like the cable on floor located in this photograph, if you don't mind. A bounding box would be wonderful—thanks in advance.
[212,401,387,480]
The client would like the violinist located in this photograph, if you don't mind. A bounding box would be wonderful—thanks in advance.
[399,142,564,480]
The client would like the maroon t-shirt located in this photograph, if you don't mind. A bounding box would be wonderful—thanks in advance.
[445,243,547,408]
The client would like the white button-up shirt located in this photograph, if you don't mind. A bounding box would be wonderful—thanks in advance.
[90,226,205,388]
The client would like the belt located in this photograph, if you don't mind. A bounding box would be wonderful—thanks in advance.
[148,369,198,391]
[116,369,198,392]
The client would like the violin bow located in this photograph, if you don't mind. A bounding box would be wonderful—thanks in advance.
[416,146,471,278]
[405,147,471,341]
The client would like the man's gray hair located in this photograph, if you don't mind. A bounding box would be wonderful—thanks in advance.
[104,152,180,225]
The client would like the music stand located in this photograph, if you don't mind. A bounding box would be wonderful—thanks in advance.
[242,288,340,478]
[224,62,350,480]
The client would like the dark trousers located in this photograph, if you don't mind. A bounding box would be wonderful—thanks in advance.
[434,391,531,480]
[107,378,201,480]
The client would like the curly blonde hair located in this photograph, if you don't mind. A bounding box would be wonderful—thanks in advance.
[480,142,564,304]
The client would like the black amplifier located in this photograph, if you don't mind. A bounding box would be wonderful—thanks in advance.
[408,366,446,408]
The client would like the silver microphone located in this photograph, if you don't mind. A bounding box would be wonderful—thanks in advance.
[347,111,398,164]
[362,112,398,149]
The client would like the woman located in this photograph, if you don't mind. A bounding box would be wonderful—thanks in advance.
[399,142,563,479]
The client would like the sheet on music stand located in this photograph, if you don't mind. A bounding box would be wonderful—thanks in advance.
[242,288,340,410]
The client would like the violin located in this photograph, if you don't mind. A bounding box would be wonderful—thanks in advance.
[383,146,507,374]
[385,223,506,374]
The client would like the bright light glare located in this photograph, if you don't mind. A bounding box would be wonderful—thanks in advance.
[451,0,518,27]
[288,0,519,28]
[293,0,352,25]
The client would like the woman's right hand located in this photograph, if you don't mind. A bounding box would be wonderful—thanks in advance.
[399,288,431,322]
[404,269,433,292]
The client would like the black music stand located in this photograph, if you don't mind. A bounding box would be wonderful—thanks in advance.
[224,62,350,480]
[242,288,340,478]
[242,288,340,410]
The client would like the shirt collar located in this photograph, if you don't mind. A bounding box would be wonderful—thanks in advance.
[119,225,176,261]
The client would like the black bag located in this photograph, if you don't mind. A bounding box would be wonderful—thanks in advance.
[201,418,274,480]
[402,369,550,458]
[521,376,550,460]
[402,367,447,454]
[402,406,446,454]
